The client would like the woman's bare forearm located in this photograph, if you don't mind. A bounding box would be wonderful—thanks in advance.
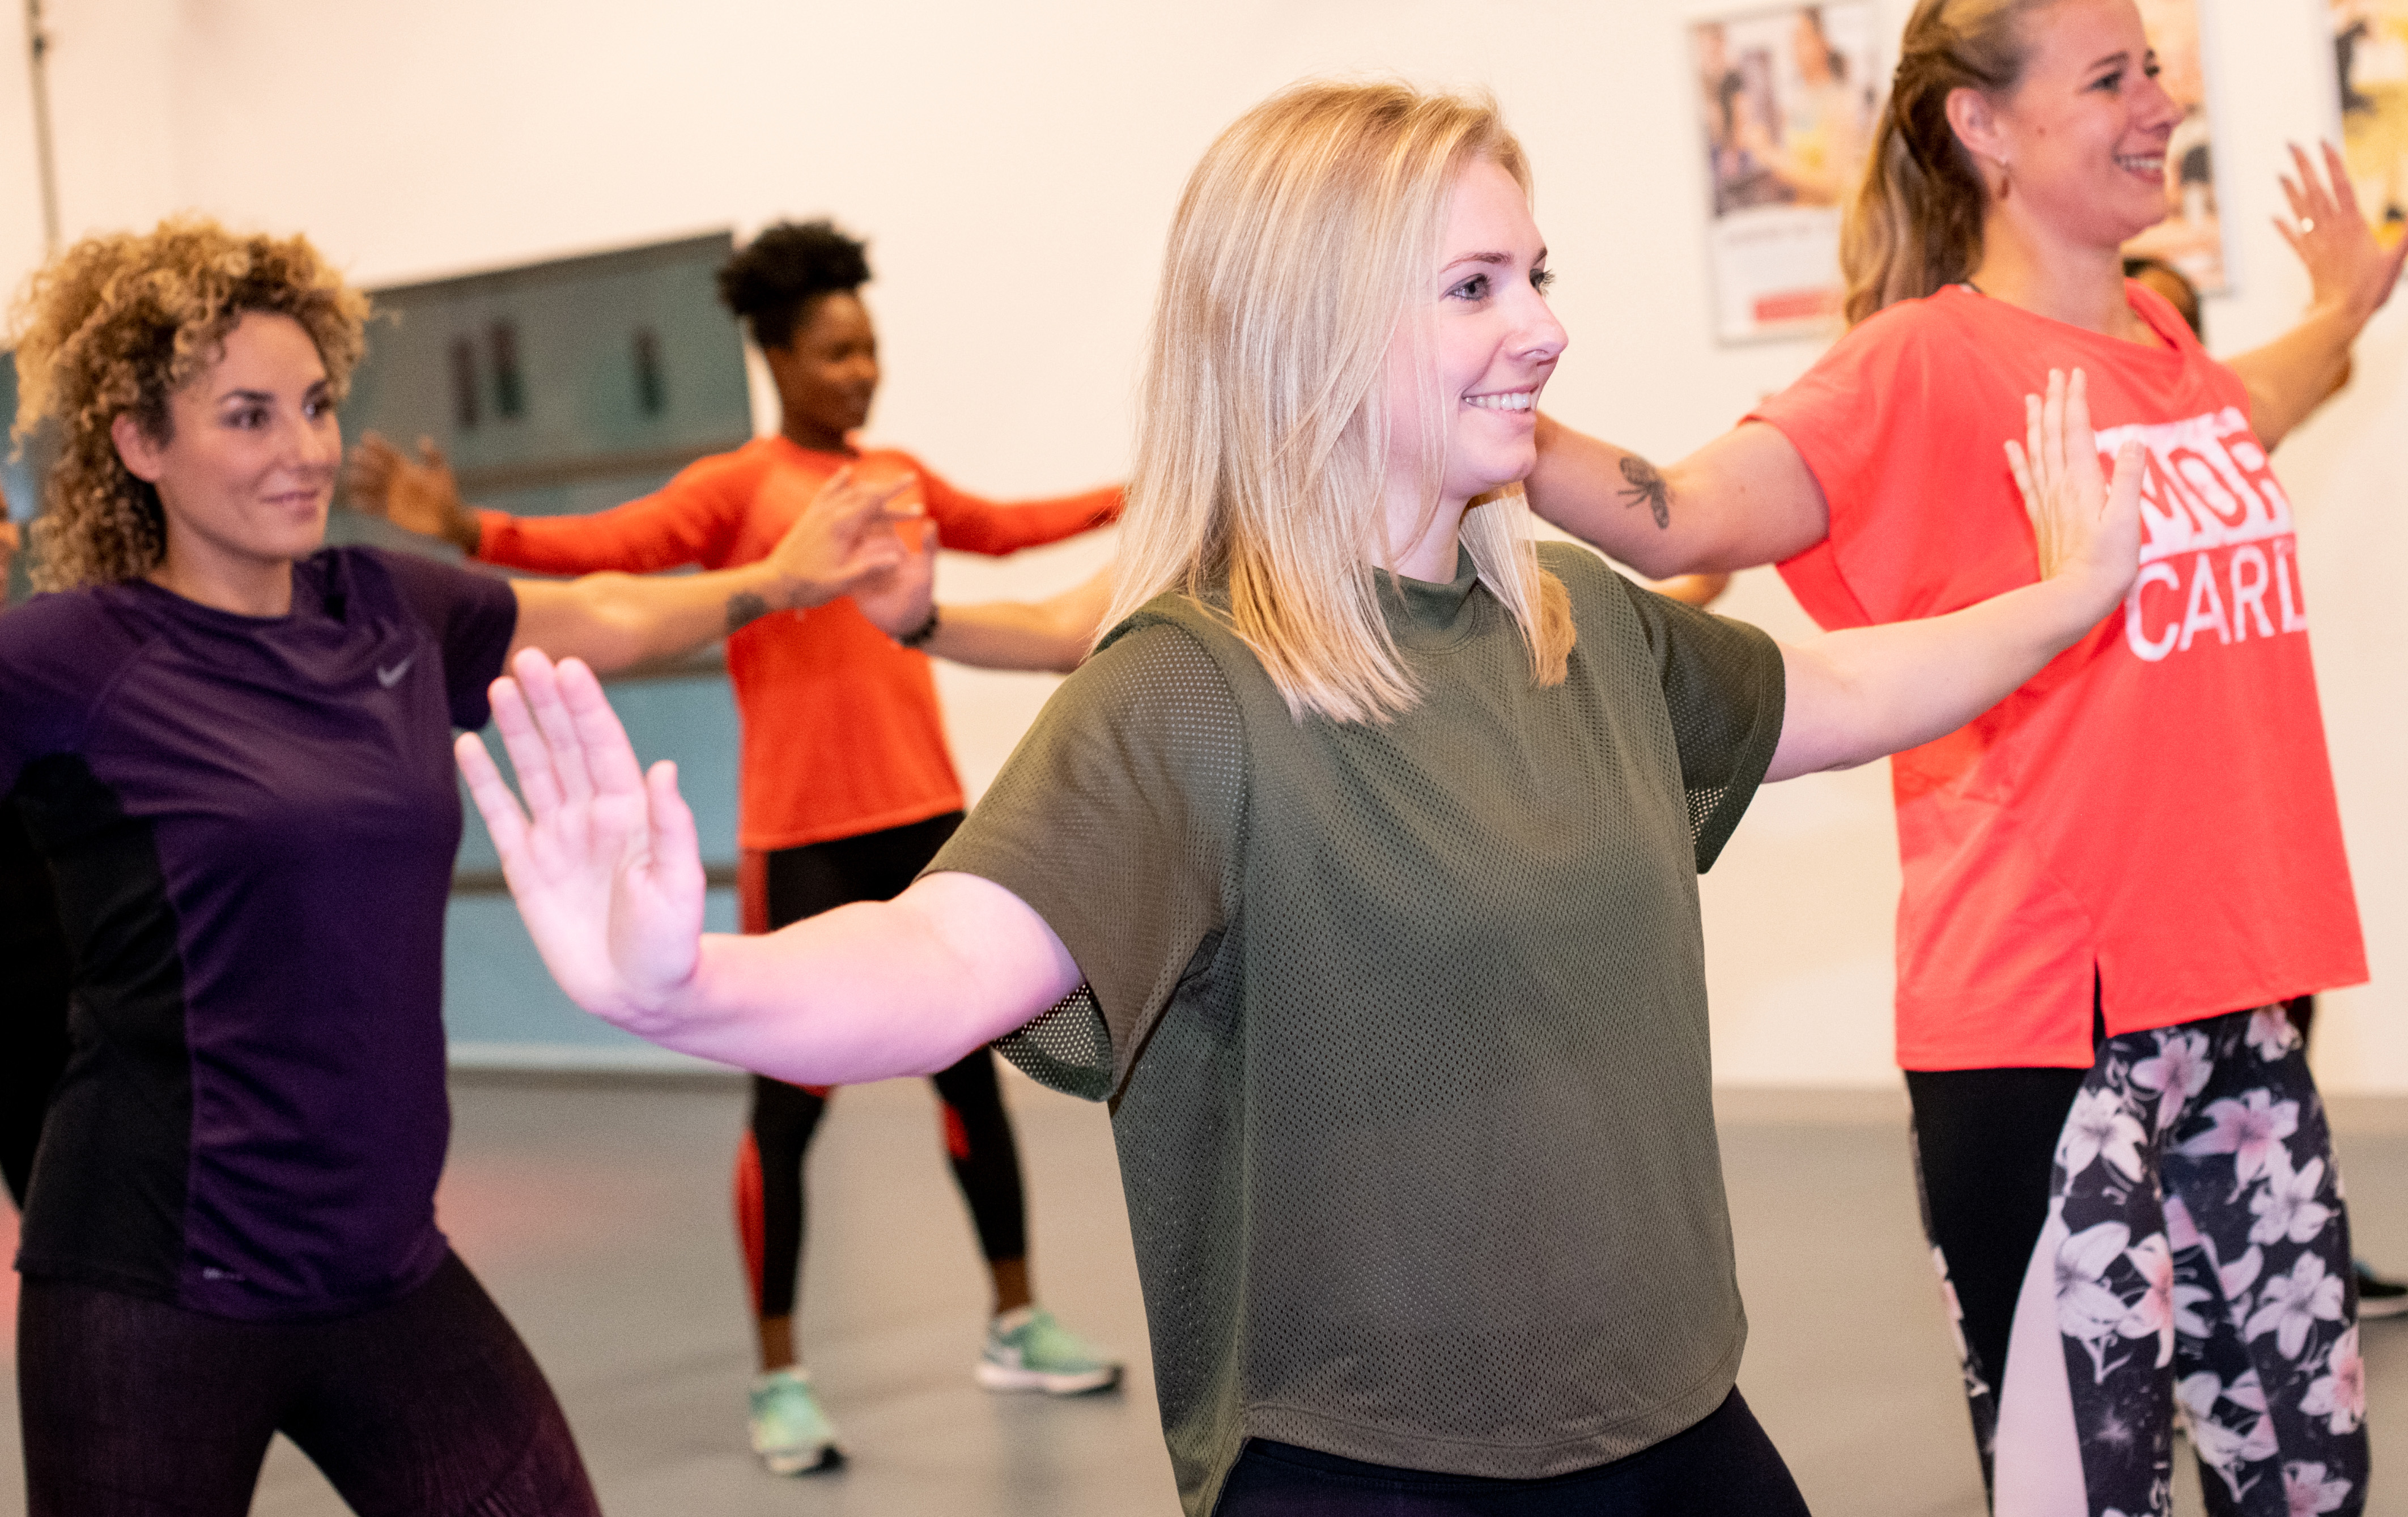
[629,874,1081,1085]
[513,473,914,672]
[1768,577,2104,780]
[1525,415,1828,576]
[509,563,795,673]
[2227,302,2360,451]
[1522,415,1684,573]
[922,572,1111,673]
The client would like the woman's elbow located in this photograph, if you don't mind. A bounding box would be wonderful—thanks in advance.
[557,576,652,674]
[1764,720,1884,782]
[1616,539,1708,580]
[1038,613,1099,673]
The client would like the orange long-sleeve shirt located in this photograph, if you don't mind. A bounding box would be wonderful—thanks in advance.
[474,435,1120,851]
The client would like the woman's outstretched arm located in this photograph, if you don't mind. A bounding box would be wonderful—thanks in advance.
[456,649,1080,1083]
[919,571,1112,672]
[504,468,916,675]
[1524,415,1831,579]
[1764,369,2145,781]
[852,531,1111,674]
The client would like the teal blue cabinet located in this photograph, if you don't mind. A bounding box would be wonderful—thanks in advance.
[341,233,759,1064]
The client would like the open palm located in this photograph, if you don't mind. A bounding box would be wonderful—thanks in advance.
[2278,141,2408,324]
[2004,368,2146,614]
[456,649,706,1031]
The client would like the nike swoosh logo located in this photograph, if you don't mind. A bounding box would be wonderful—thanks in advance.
[377,657,415,689]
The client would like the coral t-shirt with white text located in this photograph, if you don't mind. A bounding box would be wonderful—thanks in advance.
[1749,283,2365,1070]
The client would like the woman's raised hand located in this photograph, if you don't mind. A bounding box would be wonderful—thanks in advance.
[455,649,706,1031]
[851,519,937,638]
[2277,141,2408,325]
[755,465,924,612]
[1766,371,2148,781]
[2004,368,2146,617]
[345,433,482,553]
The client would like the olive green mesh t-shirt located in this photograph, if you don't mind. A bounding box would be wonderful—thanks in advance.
[928,542,1785,1515]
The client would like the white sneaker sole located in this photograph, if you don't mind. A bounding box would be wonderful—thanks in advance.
[2357,1291,2408,1320]
[757,1443,844,1476]
[975,1360,1124,1395]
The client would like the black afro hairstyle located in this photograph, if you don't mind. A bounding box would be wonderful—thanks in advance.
[716,219,872,351]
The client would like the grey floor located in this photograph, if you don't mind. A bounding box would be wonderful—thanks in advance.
[7,1076,2408,1515]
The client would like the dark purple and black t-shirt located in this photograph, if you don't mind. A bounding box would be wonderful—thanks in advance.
[0,547,516,1321]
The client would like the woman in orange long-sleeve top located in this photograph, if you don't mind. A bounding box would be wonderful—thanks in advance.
[347,219,1123,1478]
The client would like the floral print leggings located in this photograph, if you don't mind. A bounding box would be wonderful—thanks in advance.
[1910,1006,2367,1517]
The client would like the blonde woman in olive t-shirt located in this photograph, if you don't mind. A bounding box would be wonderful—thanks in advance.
[459,83,2144,1516]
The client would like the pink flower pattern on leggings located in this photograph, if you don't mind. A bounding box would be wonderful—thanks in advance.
[2035,1010,2366,1516]
[2299,1328,2365,1437]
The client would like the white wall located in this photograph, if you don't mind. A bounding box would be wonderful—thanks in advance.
[4,0,2398,1089]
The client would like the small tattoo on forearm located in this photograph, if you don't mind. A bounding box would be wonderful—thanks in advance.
[1619,456,1671,529]
[725,591,771,634]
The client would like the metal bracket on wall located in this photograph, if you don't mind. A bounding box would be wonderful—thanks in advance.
[23,0,58,252]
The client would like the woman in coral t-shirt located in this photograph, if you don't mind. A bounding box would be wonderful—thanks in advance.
[347,220,1124,1477]
[1524,1,2404,1512]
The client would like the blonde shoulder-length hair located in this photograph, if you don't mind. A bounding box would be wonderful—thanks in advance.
[1103,80,1574,725]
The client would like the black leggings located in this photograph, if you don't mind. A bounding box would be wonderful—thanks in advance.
[1214,1390,1809,1515]
[16,1252,597,1517]
[734,813,1027,1319]
[1903,1063,2088,1451]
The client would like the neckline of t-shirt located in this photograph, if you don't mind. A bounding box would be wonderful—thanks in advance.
[1944,282,2190,368]
[774,436,903,466]
[777,436,857,462]
[1375,546,1484,648]
[120,554,332,630]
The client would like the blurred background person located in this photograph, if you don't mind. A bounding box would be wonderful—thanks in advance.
[347,218,1126,1478]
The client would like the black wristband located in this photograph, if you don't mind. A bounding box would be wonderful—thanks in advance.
[898,606,941,649]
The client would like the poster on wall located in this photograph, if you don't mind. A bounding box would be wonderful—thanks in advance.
[2118,0,2229,293]
[2333,0,2408,241]
[1691,3,1880,343]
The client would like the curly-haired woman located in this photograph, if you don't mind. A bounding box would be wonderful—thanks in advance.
[0,216,914,1517]
[346,218,1126,1476]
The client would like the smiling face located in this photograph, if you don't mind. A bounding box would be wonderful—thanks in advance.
[1383,156,1566,547]
[1975,0,2184,248]
[112,310,341,600]
[766,291,880,451]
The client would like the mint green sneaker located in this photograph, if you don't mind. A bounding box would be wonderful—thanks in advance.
[975,1306,1124,1395]
[748,1367,843,1474]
